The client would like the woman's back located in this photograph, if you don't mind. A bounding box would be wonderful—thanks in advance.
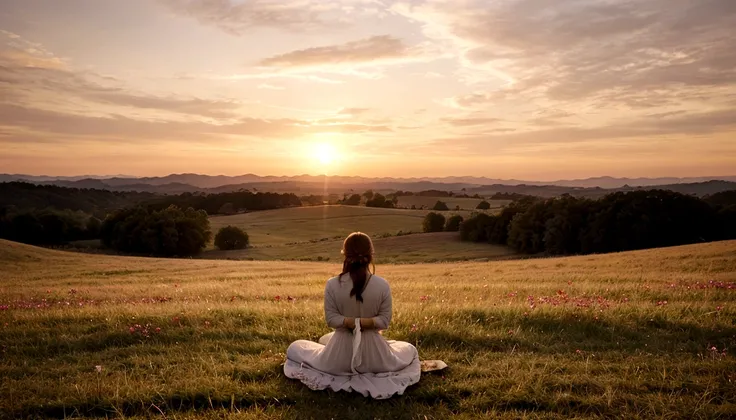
[326,274,391,327]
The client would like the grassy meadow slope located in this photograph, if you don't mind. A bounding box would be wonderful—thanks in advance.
[1,239,735,418]
[208,205,473,247]
[204,232,515,263]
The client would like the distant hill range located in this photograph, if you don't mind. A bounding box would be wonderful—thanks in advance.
[1,173,735,197]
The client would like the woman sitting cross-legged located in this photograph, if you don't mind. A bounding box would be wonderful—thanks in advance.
[283,232,421,399]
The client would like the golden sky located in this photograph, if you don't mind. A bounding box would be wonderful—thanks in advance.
[1,0,735,180]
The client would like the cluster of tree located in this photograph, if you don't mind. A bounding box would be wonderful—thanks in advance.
[214,226,249,250]
[339,194,362,205]
[422,212,464,233]
[364,191,397,208]
[460,191,736,255]
[100,206,211,257]
[0,182,153,218]
[300,195,328,206]
[145,191,301,215]
[0,207,101,245]
[433,201,450,211]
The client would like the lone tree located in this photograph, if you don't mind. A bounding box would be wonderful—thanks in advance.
[432,200,450,211]
[444,215,464,232]
[214,226,250,250]
[423,212,446,233]
[476,200,491,210]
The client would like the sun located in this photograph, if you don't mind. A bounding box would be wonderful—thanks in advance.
[314,143,339,165]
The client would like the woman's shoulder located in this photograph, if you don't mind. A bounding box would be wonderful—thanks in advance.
[325,274,345,286]
[369,274,389,288]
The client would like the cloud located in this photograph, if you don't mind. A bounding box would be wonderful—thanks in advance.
[257,83,285,90]
[441,116,504,127]
[397,0,736,108]
[0,32,244,120]
[157,0,352,35]
[259,35,409,68]
[253,35,444,79]
[210,72,344,84]
[0,30,67,70]
[0,103,304,142]
[429,108,736,156]
[337,107,370,116]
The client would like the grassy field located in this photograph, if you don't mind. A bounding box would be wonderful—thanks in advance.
[1,239,735,418]
[209,206,473,248]
[203,232,515,264]
[397,197,510,211]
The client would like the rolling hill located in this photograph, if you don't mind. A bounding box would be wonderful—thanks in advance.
[208,205,476,247]
[3,173,736,197]
[1,239,734,418]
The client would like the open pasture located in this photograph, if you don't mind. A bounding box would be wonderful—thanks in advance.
[209,205,471,247]
[204,232,515,264]
[1,239,735,418]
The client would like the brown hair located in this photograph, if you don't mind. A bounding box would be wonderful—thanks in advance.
[340,232,375,303]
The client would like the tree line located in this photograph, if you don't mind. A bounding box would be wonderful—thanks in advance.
[459,190,736,255]
[0,182,301,249]
[0,207,101,245]
[145,191,301,214]
[0,182,154,218]
[100,206,211,257]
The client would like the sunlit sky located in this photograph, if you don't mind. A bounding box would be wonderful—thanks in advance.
[1,0,735,180]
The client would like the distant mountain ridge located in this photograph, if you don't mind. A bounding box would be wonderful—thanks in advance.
[2,173,735,190]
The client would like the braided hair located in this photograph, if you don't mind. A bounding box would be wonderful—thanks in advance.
[340,232,375,303]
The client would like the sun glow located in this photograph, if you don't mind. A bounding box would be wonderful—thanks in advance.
[313,143,339,165]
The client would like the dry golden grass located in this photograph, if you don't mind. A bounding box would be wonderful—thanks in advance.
[1,239,735,419]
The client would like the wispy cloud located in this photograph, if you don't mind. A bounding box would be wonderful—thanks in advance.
[254,34,444,79]
[257,83,285,90]
[337,107,370,116]
[156,0,338,34]
[259,35,409,68]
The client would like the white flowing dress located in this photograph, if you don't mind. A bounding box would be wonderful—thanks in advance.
[284,274,421,399]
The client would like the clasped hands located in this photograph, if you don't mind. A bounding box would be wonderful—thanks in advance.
[342,317,376,330]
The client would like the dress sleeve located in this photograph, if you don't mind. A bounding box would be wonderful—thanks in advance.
[373,282,392,330]
[324,280,345,329]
